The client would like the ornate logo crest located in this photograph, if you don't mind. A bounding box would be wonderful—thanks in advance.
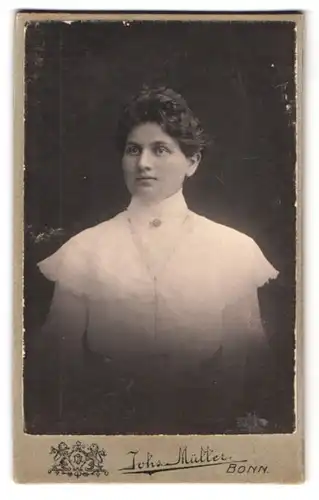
[48,441,108,478]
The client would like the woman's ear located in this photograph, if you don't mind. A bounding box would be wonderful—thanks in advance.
[186,152,201,178]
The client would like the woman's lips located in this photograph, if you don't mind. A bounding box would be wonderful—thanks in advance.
[136,177,157,181]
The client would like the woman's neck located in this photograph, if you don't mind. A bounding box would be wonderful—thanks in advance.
[128,190,187,220]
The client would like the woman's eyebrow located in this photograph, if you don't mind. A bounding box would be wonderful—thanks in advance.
[125,141,141,147]
[126,139,174,147]
[151,140,174,147]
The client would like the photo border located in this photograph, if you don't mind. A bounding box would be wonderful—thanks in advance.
[13,10,304,483]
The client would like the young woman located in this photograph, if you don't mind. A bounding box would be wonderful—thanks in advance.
[35,86,278,434]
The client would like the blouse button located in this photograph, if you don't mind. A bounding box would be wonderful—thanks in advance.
[150,218,162,228]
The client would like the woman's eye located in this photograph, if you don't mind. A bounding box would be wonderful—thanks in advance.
[125,145,140,156]
[154,145,170,156]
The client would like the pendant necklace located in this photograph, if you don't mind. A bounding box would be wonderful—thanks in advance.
[126,211,192,338]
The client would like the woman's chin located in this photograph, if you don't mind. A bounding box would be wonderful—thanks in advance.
[133,186,159,200]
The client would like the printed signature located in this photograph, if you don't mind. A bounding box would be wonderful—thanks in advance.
[119,445,247,475]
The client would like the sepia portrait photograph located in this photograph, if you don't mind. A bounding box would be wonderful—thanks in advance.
[14,11,303,483]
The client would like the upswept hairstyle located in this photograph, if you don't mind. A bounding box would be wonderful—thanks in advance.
[116,86,210,158]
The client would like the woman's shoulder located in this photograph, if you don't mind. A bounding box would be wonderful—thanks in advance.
[190,212,279,288]
[70,212,126,249]
[190,212,254,247]
[37,212,127,286]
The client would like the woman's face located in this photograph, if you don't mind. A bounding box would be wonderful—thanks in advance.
[122,122,200,202]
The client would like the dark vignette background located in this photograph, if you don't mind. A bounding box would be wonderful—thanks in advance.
[24,20,296,433]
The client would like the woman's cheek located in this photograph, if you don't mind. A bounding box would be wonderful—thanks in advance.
[122,159,134,175]
[129,158,138,171]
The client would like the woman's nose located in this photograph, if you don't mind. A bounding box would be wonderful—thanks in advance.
[137,149,153,170]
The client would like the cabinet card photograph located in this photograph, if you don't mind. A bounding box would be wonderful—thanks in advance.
[14,11,303,483]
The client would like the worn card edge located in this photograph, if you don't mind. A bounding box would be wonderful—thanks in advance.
[12,11,305,484]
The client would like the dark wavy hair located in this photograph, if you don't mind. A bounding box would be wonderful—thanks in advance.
[116,86,210,158]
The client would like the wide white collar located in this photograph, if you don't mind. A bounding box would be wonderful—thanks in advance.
[126,190,188,227]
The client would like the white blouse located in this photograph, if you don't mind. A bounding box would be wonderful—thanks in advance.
[38,191,278,383]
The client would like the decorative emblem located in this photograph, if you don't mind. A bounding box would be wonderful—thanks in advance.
[48,441,108,478]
